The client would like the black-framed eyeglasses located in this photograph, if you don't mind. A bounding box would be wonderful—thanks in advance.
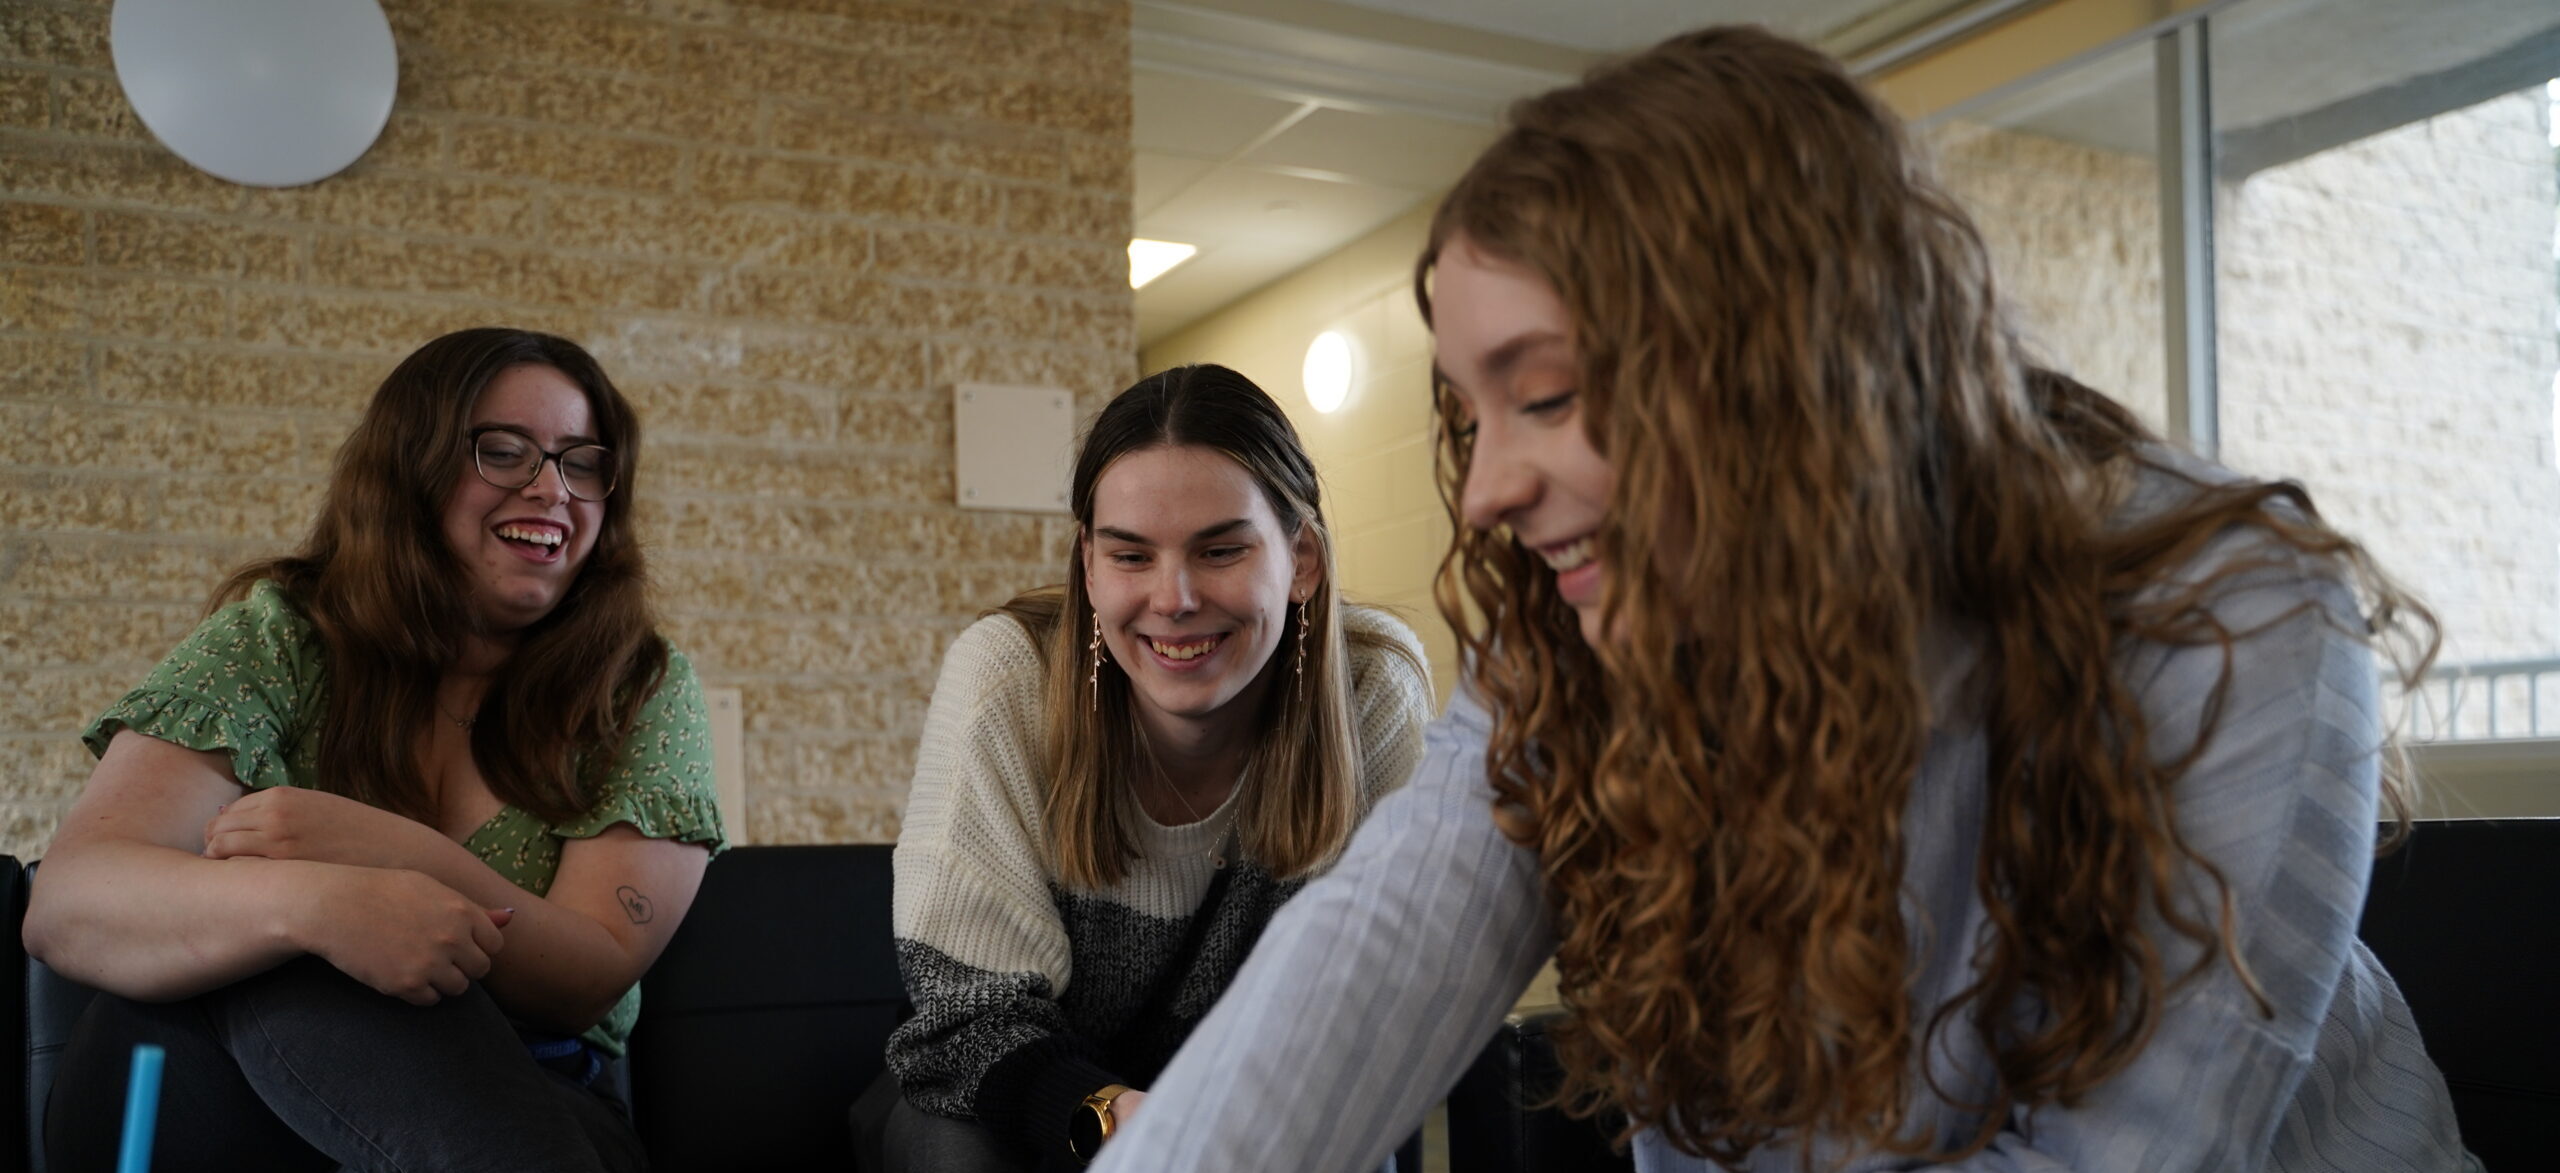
[469,427,616,501]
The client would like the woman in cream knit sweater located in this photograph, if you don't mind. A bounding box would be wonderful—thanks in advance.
[880,364,1432,1172]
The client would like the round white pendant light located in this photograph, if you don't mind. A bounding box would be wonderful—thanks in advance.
[110,0,398,188]
[1303,330,1355,415]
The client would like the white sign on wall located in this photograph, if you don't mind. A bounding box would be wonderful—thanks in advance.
[704,686,746,845]
[953,383,1074,514]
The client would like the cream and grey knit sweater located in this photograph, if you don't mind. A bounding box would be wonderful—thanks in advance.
[886,605,1431,1162]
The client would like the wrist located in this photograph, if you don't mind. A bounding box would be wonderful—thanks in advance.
[396,819,467,875]
[972,1036,1123,1162]
[268,858,346,956]
[1068,1083,1134,1161]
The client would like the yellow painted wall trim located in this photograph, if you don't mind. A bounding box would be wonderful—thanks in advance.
[1871,0,2220,119]
[2408,741,2560,819]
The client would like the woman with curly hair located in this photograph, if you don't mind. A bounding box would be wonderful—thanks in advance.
[1089,25,2472,1173]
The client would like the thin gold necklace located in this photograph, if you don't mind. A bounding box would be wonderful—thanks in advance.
[1160,777,1210,823]
[1152,763,1244,867]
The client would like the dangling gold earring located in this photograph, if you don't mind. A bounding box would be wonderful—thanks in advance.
[1089,611,1106,712]
[1292,594,1309,688]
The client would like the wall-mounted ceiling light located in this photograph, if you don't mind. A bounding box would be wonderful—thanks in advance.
[1303,330,1355,414]
[111,0,399,187]
[1128,239,1197,289]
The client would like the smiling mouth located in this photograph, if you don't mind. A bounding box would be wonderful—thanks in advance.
[493,522,568,564]
[1148,634,1224,661]
[496,523,564,548]
[1538,536,1596,572]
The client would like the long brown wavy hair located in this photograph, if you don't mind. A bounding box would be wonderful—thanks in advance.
[217,327,667,826]
[1417,26,2436,1166]
[996,364,1416,889]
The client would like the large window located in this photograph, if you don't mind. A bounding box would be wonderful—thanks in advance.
[1921,0,2560,810]
[2211,3,2560,743]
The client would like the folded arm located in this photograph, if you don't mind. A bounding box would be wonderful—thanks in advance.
[26,731,504,1005]
[887,617,1131,1164]
[205,791,707,1035]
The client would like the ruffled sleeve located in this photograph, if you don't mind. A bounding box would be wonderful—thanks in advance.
[80,580,323,793]
[552,646,726,853]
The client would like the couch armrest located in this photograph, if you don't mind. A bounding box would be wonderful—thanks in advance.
[1445,1008,1634,1173]
[2359,817,2560,1173]
[627,843,905,1173]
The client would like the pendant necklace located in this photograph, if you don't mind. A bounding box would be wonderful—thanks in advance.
[1157,764,1245,869]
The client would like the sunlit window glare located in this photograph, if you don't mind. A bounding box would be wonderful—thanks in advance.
[1127,239,1197,289]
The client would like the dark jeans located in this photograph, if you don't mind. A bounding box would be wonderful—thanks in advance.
[46,956,645,1173]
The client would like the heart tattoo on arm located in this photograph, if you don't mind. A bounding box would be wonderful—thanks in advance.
[616,885,655,925]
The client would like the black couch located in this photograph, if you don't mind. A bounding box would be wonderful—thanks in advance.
[2355,817,2560,1170]
[4,845,1421,1173]
[1444,817,2560,1172]
[7,820,2552,1171]
[5,844,907,1173]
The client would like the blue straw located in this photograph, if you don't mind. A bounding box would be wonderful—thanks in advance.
[117,1043,164,1173]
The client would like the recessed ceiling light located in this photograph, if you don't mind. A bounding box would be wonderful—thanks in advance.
[1128,239,1197,289]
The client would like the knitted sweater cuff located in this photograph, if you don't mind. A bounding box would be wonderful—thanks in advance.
[974,1035,1124,1165]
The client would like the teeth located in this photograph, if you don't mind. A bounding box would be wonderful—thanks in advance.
[1542,537,1595,572]
[1149,636,1217,661]
[496,524,563,547]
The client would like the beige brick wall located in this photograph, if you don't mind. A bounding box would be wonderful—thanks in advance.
[1928,120,2169,428]
[0,0,1135,856]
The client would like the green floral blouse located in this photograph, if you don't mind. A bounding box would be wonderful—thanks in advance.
[80,580,726,1056]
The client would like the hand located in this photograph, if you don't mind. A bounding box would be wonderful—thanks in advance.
[204,787,435,869]
[297,867,512,1006]
[1112,1088,1147,1128]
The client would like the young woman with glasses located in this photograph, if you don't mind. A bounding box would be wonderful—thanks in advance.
[28,327,722,1172]
[877,364,1432,1172]
[1090,26,2472,1173]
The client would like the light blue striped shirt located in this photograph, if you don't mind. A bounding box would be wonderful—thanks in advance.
[1093,460,2475,1173]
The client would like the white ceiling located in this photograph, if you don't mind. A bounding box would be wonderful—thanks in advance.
[1130,0,1950,346]
[1331,0,1896,52]
[1132,0,2560,348]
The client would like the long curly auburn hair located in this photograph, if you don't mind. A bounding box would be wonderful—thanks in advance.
[1417,26,2436,1166]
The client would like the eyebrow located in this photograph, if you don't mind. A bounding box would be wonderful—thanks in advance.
[1094,518,1252,547]
[476,423,604,446]
[1435,330,1571,394]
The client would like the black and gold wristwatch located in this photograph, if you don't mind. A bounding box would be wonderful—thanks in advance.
[1067,1083,1134,1162]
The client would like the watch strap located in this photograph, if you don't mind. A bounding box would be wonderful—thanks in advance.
[1069,1083,1134,1160]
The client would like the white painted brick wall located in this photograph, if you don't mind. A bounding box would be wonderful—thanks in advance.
[2221,89,2560,669]
[1930,89,2559,688]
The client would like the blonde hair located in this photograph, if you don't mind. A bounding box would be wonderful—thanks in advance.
[998,365,1413,889]
[1419,26,2435,1166]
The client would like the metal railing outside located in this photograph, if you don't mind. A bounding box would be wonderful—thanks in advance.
[2405,657,2560,742]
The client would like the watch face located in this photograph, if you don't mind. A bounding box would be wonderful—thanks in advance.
[1069,1103,1106,1159]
